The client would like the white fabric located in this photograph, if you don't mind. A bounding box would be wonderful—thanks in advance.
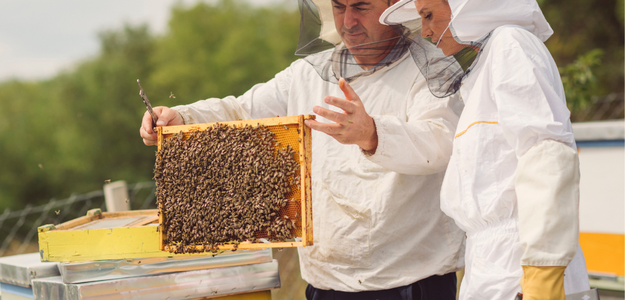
[460,221,589,299]
[440,25,588,299]
[460,219,523,299]
[447,0,553,43]
[380,0,553,43]
[379,0,418,26]
[172,50,466,291]
[516,139,580,266]
[564,245,591,294]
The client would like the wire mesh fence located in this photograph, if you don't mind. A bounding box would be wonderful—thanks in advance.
[2,93,621,259]
[0,180,309,299]
[571,93,625,122]
[3,93,620,295]
[0,181,157,257]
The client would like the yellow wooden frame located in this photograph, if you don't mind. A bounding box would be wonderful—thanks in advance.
[157,115,314,252]
[38,209,219,262]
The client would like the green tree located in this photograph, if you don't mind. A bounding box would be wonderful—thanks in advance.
[0,25,158,209]
[5,0,618,211]
[148,0,300,105]
[541,0,624,97]
[0,0,300,210]
[559,49,604,113]
[0,80,62,208]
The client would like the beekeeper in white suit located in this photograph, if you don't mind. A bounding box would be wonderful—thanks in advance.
[140,0,465,299]
[380,0,591,299]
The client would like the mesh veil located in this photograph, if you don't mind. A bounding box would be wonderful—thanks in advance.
[395,20,491,98]
[380,0,492,98]
[295,0,412,83]
[295,0,335,56]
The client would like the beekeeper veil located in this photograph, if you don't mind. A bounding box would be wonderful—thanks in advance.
[295,0,420,83]
[380,0,554,97]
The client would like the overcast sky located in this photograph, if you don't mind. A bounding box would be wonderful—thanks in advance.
[0,0,290,82]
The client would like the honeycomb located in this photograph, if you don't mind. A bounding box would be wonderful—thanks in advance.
[263,122,302,238]
[156,116,312,253]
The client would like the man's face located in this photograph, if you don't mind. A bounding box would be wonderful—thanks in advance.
[415,0,464,55]
[332,0,399,57]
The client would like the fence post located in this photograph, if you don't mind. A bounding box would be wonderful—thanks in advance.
[104,181,130,212]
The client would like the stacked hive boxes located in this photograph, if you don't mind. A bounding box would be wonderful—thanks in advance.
[0,253,59,300]
[36,209,278,299]
[34,116,314,299]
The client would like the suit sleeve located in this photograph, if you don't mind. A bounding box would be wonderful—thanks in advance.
[364,75,463,175]
[491,29,579,267]
[172,64,293,124]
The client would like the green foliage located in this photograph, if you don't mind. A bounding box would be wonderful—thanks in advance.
[0,0,300,210]
[541,0,624,97]
[0,80,60,208]
[559,49,604,113]
[148,0,299,105]
[0,0,621,210]
[0,25,159,209]
[617,0,625,27]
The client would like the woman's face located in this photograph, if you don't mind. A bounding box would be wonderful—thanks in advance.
[415,0,465,55]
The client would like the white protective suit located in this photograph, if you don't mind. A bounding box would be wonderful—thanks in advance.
[172,46,466,291]
[443,25,589,299]
[381,0,590,299]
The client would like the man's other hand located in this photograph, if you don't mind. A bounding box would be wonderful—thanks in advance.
[305,78,378,153]
[140,106,184,146]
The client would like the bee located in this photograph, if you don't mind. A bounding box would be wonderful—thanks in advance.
[156,121,303,250]
[55,210,60,215]
[169,92,176,99]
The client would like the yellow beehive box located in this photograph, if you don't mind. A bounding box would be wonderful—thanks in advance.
[38,209,218,262]
[156,115,314,253]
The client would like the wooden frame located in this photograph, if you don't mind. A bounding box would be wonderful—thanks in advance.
[38,209,221,262]
[156,115,314,252]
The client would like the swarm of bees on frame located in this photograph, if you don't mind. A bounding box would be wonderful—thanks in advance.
[154,124,301,254]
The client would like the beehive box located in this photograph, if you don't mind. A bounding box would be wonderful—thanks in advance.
[37,209,224,262]
[156,115,314,253]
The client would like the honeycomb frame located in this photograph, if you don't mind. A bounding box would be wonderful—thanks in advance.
[156,115,314,252]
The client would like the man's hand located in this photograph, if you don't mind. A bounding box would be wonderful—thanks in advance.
[304,78,378,153]
[140,106,185,146]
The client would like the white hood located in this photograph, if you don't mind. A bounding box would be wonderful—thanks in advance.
[380,0,554,42]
